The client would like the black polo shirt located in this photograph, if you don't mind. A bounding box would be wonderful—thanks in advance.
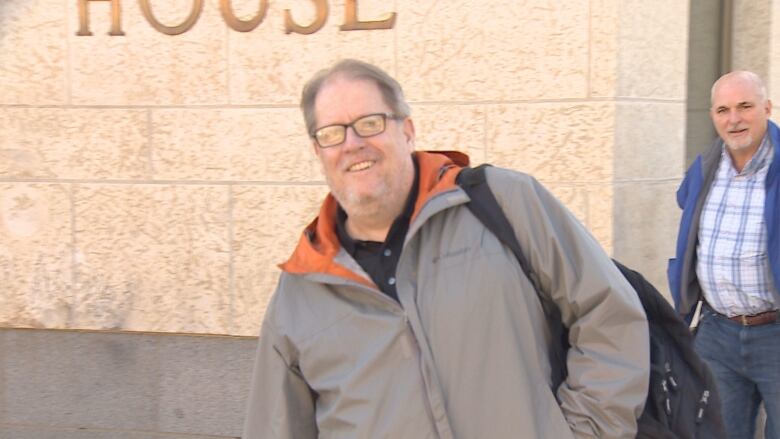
[336,158,419,302]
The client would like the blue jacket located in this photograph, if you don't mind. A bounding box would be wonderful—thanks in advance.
[668,120,780,321]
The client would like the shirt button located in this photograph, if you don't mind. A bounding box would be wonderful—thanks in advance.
[388,277,396,285]
[383,249,392,257]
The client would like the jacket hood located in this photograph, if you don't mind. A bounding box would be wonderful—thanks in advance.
[280,150,470,286]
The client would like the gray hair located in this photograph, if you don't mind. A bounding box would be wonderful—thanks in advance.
[710,70,768,105]
[300,59,411,136]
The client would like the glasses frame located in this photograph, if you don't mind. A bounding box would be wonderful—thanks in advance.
[312,112,403,148]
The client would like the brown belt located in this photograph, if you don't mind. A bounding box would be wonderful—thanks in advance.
[727,310,779,326]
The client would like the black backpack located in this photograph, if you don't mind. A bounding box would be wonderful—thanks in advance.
[456,165,727,439]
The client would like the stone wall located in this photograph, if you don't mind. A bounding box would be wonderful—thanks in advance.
[1,0,689,338]
[1,1,691,436]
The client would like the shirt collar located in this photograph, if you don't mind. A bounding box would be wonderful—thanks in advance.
[722,133,773,176]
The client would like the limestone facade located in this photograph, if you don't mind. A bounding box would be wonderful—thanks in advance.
[2,0,690,336]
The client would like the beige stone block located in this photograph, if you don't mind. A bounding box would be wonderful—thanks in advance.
[68,0,227,105]
[772,2,780,101]
[0,0,67,104]
[732,0,770,78]
[151,108,320,181]
[232,184,329,336]
[613,0,689,99]
[485,103,615,182]
[73,184,230,333]
[585,184,615,254]
[615,102,685,180]
[613,180,682,299]
[545,183,614,253]
[0,183,73,328]
[229,0,396,105]
[589,0,619,97]
[0,108,150,179]
[397,0,588,101]
[410,104,486,163]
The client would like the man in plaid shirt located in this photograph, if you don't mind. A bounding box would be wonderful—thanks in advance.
[668,71,780,439]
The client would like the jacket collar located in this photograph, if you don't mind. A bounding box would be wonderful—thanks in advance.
[767,120,780,181]
[280,150,470,285]
[713,121,778,171]
[700,120,780,183]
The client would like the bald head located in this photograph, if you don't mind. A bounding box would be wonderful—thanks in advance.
[710,71,767,106]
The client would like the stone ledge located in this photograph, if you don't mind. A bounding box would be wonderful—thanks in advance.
[0,328,256,438]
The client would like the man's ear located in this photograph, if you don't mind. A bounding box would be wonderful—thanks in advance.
[766,99,773,117]
[311,139,322,158]
[403,117,416,151]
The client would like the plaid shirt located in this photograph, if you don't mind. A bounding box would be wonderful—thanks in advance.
[697,135,778,317]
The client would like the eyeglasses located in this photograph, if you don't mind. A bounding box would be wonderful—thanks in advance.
[312,113,403,148]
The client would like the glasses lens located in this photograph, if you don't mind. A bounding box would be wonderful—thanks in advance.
[315,125,345,148]
[353,114,386,137]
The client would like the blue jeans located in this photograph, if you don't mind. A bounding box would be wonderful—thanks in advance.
[695,305,780,439]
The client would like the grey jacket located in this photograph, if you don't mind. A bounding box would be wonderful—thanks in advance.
[243,151,649,439]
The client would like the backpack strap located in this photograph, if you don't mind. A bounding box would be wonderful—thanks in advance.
[456,165,542,294]
[456,164,568,387]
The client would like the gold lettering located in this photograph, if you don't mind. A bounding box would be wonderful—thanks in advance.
[76,0,124,36]
[220,0,268,32]
[284,0,328,35]
[139,0,204,36]
[340,0,395,31]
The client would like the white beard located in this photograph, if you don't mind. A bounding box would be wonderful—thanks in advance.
[327,174,390,220]
[725,135,755,152]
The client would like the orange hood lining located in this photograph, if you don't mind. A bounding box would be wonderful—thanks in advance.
[279,150,470,286]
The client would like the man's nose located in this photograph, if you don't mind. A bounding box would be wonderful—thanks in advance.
[342,126,364,151]
[727,109,741,124]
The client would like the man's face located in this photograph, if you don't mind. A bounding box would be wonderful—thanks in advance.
[710,77,772,154]
[312,76,416,219]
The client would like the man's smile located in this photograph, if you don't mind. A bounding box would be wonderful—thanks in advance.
[347,160,375,172]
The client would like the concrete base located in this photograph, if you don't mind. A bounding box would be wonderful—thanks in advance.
[0,328,256,439]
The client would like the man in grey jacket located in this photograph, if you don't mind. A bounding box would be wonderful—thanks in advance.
[243,59,649,438]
